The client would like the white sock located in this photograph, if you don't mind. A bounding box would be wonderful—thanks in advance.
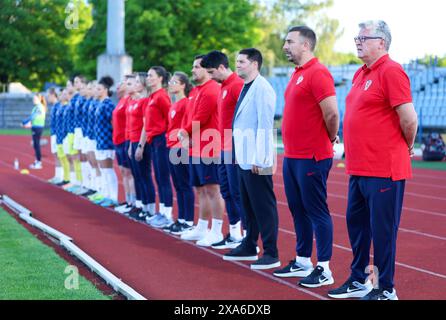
[142,204,149,212]
[70,171,77,185]
[317,261,331,275]
[185,221,193,226]
[164,206,173,220]
[196,219,209,232]
[229,221,243,240]
[296,256,313,268]
[94,171,101,192]
[148,203,156,215]
[89,166,96,190]
[178,219,185,224]
[55,166,63,181]
[135,200,142,208]
[99,168,109,198]
[159,203,165,215]
[81,162,89,189]
[211,218,223,235]
[103,168,118,202]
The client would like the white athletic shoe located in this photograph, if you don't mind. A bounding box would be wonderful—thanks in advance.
[196,231,224,247]
[181,227,207,241]
[29,161,42,170]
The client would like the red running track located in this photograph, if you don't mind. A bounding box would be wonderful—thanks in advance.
[0,135,445,300]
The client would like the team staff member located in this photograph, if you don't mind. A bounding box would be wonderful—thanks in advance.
[179,55,225,247]
[127,73,156,220]
[200,50,245,249]
[113,77,136,214]
[22,93,47,170]
[144,66,174,228]
[93,76,118,207]
[223,48,280,270]
[328,20,417,301]
[273,26,339,288]
[164,71,195,235]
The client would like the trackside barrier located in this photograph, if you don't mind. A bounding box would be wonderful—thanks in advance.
[0,194,147,300]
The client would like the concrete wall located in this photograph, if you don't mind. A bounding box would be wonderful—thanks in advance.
[0,93,51,128]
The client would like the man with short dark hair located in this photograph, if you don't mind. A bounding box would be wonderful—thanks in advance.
[328,20,418,301]
[178,55,225,247]
[200,50,245,249]
[223,48,280,270]
[273,26,339,288]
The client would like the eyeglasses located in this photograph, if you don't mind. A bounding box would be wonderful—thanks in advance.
[354,36,383,43]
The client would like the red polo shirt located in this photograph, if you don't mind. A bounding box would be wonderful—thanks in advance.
[112,95,130,145]
[282,58,336,161]
[167,97,188,148]
[218,73,244,151]
[144,88,171,144]
[344,54,413,181]
[126,97,149,143]
[182,80,220,158]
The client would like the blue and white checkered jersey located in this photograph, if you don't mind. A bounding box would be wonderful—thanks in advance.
[94,97,115,150]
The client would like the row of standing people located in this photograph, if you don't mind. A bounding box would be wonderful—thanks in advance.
[45,21,417,300]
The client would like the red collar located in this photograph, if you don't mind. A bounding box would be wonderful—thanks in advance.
[295,57,319,71]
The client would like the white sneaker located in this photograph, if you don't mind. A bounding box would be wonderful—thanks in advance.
[181,227,207,241]
[29,161,42,170]
[196,231,224,247]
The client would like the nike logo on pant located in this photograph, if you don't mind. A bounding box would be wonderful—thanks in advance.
[380,188,392,193]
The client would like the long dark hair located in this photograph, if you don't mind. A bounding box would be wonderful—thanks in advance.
[98,76,114,97]
[173,71,193,97]
[150,66,170,88]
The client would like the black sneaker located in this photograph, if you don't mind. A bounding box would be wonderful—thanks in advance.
[299,266,334,288]
[80,189,96,197]
[360,288,398,300]
[328,278,373,299]
[163,220,178,233]
[128,207,143,219]
[56,180,70,186]
[250,255,281,270]
[223,245,258,262]
[273,260,313,278]
[211,233,243,250]
[171,222,193,236]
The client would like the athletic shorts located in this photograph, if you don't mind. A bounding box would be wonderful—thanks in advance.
[115,141,130,168]
[81,136,90,154]
[73,127,83,150]
[50,135,57,154]
[95,149,115,161]
[63,133,78,156]
[189,157,219,187]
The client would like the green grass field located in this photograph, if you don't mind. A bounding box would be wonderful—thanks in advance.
[0,128,50,136]
[0,208,111,300]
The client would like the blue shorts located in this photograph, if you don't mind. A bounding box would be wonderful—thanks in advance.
[189,157,219,187]
[114,141,130,169]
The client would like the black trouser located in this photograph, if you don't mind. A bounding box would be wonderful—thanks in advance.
[238,166,279,258]
[31,127,43,161]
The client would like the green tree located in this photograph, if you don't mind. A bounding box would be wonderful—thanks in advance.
[0,0,91,91]
[251,0,348,69]
[78,0,261,78]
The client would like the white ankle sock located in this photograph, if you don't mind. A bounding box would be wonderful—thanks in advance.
[148,203,156,215]
[55,166,63,181]
[317,261,331,275]
[296,256,313,267]
[229,221,243,240]
[211,218,223,235]
[196,219,208,232]
[164,206,173,220]
[102,168,118,202]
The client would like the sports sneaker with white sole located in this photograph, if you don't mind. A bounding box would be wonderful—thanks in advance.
[250,255,281,270]
[181,227,208,241]
[211,233,243,250]
[360,288,398,300]
[29,161,42,170]
[273,260,313,278]
[196,231,224,247]
[299,266,334,288]
[223,245,258,261]
[328,278,373,299]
